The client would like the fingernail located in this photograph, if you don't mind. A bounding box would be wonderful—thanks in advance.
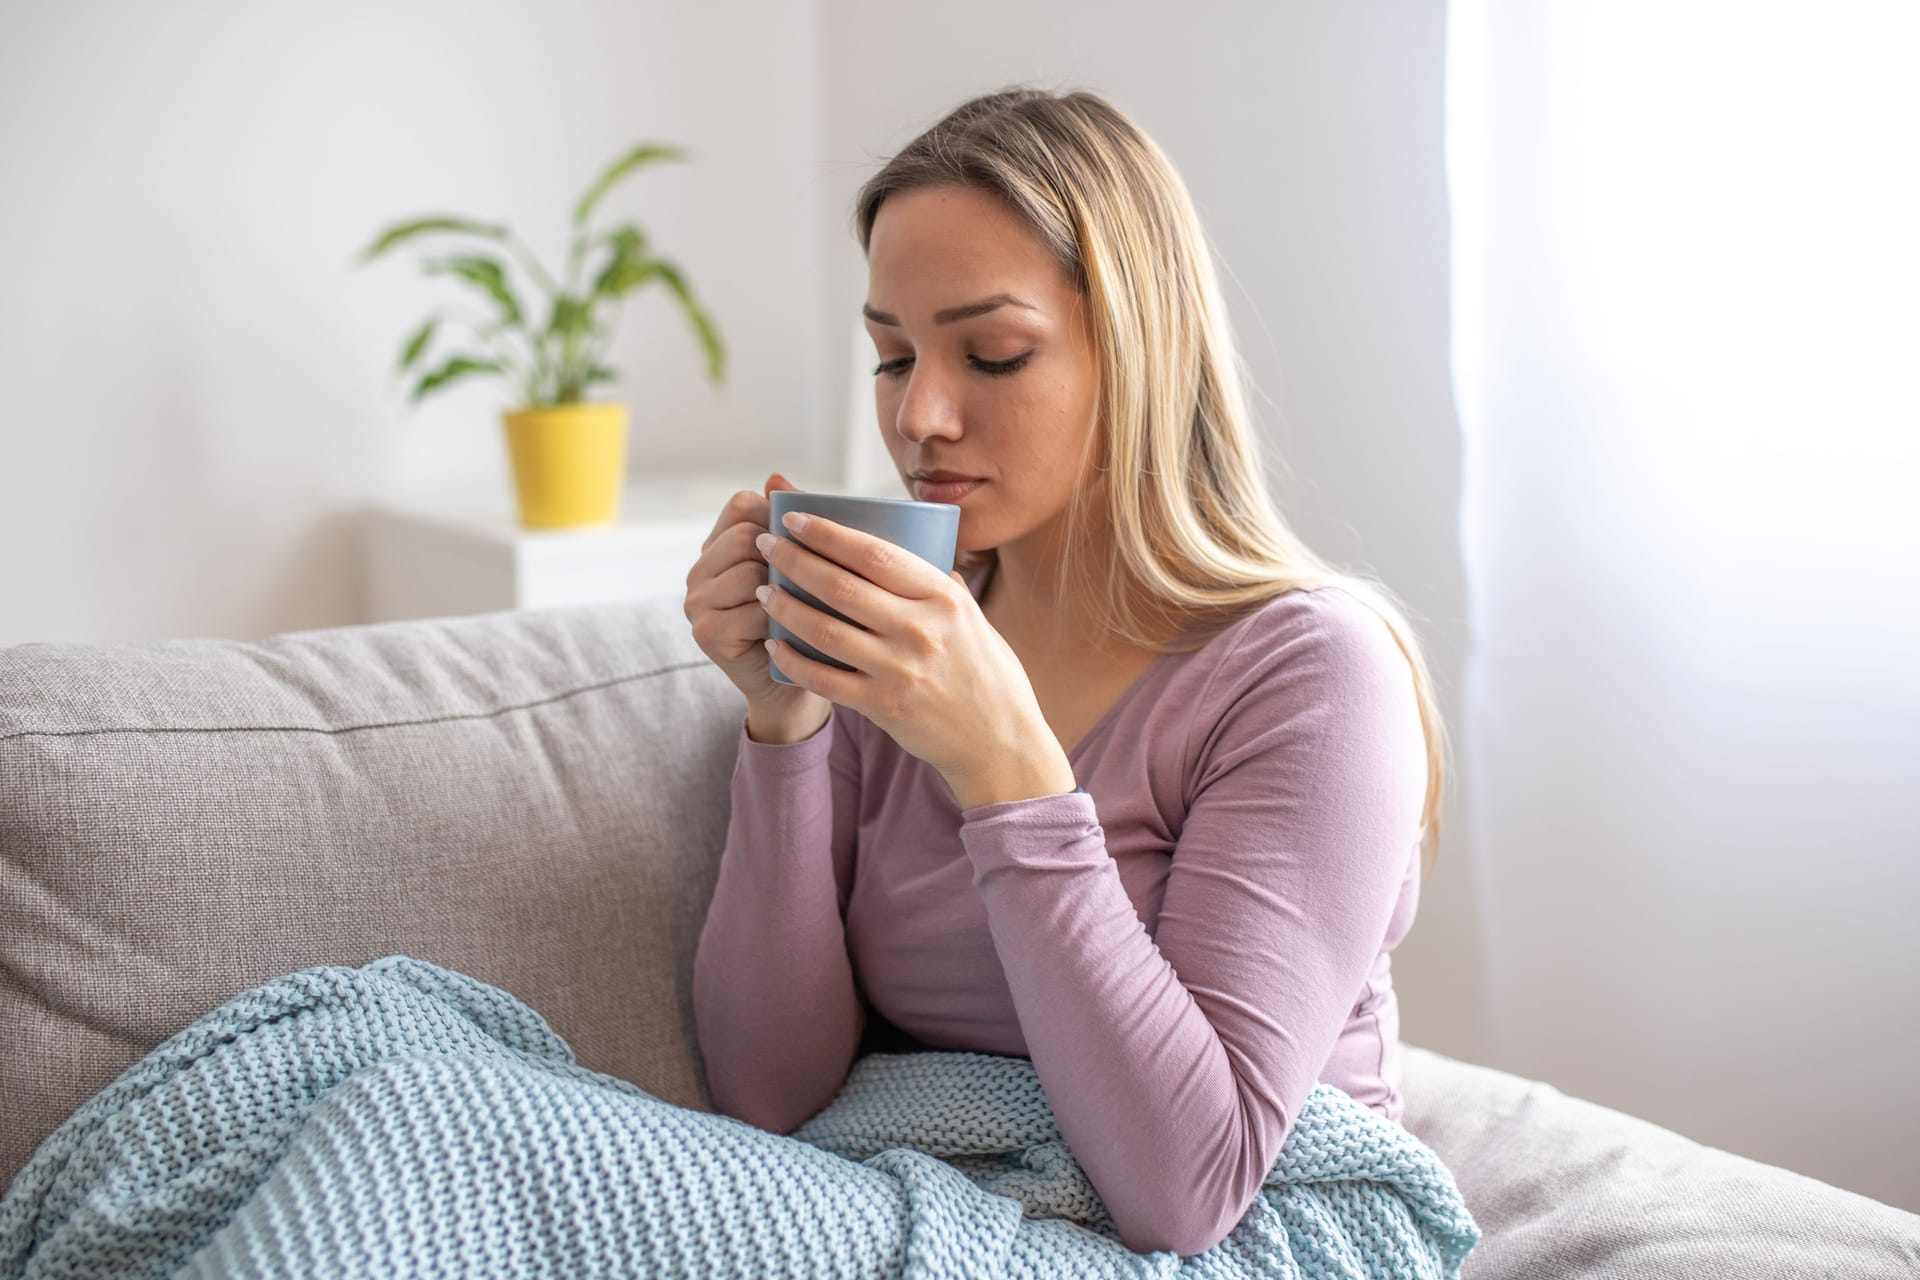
[754,585,771,604]
[755,532,777,557]
[783,512,810,534]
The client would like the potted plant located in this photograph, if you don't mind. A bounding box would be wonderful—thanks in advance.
[357,143,726,529]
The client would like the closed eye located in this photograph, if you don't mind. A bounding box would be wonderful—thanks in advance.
[873,351,1033,379]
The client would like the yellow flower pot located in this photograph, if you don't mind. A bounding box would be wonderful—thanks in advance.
[501,402,629,529]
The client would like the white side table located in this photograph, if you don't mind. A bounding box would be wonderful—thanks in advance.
[360,471,867,623]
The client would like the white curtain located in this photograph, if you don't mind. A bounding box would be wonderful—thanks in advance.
[1447,1,1919,1210]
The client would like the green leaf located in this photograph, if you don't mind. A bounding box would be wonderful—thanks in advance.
[650,258,726,384]
[573,144,686,228]
[423,255,524,327]
[589,225,655,301]
[410,355,505,403]
[357,216,506,264]
[596,257,659,301]
[546,294,594,341]
[397,316,439,374]
[583,364,620,386]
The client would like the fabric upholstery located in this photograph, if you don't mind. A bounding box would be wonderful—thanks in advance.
[1402,1045,1919,1277]
[1,601,741,1188]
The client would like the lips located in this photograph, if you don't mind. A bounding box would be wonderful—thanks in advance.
[912,471,984,483]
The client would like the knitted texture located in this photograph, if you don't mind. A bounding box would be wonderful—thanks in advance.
[0,956,1478,1278]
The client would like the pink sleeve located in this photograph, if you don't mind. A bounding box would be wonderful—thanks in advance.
[956,596,1427,1257]
[692,707,865,1134]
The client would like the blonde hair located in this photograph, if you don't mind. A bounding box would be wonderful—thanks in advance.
[854,86,1452,877]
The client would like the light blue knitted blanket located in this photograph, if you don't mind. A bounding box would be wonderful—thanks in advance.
[0,956,1478,1278]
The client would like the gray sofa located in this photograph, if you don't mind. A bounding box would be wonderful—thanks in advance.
[3,598,1916,1277]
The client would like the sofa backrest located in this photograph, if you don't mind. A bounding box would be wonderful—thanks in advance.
[0,599,742,1191]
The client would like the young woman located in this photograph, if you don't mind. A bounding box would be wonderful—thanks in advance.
[684,86,1449,1259]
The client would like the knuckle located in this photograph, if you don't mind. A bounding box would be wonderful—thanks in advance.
[813,615,849,653]
[863,540,899,576]
[824,571,862,610]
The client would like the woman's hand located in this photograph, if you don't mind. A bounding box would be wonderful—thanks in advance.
[683,473,832,735]
[754,511,1075,806]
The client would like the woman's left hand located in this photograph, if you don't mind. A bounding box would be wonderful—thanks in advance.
[753,511,1073,806]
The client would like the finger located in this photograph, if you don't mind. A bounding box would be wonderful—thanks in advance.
[710,556,768,608]
[690,523,768,594]
[773,512,948,602]
[763,635,863,706]
[702,488,769,554]
[759,526,903,635]
[758,580,886,674]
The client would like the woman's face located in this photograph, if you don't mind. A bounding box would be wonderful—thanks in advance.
[863,184,1100,556]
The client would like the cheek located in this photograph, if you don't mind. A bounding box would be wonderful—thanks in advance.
[1019,384,1092,451]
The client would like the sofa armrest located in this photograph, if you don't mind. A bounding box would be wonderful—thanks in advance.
[1401,1044,1920,1278]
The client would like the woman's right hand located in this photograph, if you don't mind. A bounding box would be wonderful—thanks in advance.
[684,472,832,738]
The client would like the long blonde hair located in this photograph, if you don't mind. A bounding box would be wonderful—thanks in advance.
[854,86,1452,876]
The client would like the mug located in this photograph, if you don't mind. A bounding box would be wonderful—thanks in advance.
[765,490,962,685]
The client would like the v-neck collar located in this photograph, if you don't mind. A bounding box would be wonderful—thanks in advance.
[961,555,1181,763]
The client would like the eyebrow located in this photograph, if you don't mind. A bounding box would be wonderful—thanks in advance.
[861,293,1039,326]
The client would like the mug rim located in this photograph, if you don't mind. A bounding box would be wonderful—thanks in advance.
[769,491,960,516]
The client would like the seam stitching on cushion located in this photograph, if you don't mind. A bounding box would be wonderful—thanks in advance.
[0,657,712,741]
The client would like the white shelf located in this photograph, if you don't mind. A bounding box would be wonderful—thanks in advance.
[361,470,888,622]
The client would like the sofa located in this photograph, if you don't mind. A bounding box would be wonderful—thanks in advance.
[3,596,1916,1278]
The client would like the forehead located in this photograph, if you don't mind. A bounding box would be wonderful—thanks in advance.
[867,185,1071,305]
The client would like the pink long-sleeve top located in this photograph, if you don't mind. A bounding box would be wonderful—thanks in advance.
[692,556,1429,1258]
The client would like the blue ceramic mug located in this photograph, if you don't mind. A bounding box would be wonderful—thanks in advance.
[764,490,961,685]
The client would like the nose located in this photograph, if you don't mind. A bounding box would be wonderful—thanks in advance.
[889,360,963,444]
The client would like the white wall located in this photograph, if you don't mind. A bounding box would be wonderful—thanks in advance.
[0,0,831,645]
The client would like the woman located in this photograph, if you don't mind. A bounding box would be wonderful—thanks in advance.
[684,86,1449,1259]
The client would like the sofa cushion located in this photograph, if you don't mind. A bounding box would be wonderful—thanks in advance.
[1401,1044,1920,1277]
[1,600,743,1191]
